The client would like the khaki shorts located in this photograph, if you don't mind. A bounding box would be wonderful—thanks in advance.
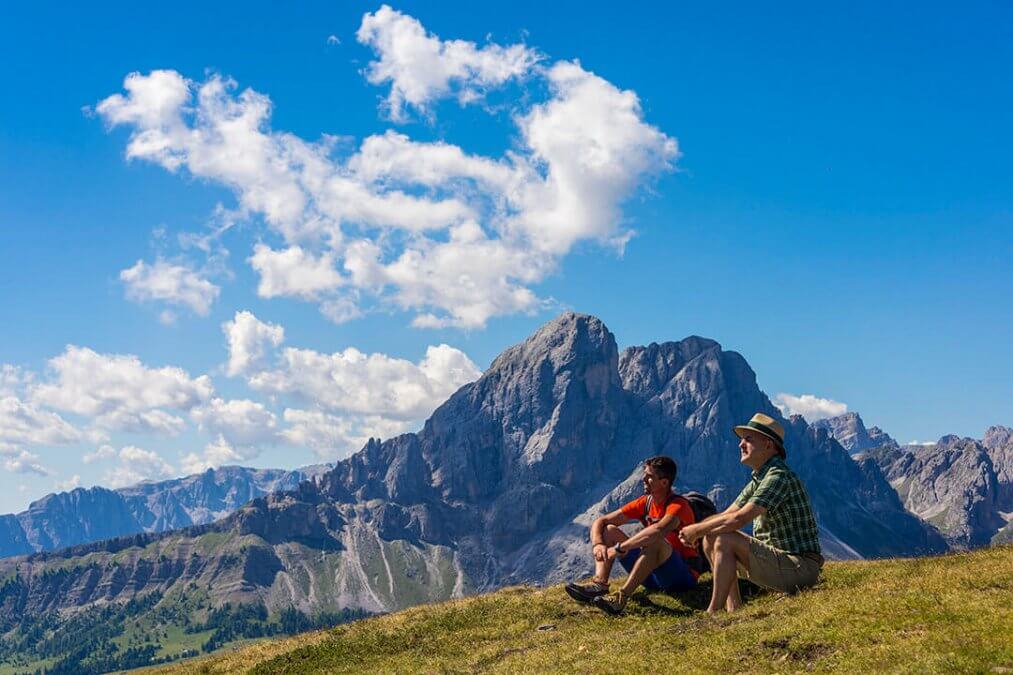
[737,535,821,594]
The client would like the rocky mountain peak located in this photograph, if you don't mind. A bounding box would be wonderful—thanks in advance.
[812,412,898,453]
[983,426,1013,451]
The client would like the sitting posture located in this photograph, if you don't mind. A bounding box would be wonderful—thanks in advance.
[565,455,700,615]
[680,413,823,614]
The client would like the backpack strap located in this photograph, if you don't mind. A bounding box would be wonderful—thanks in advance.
[643,491,675,525]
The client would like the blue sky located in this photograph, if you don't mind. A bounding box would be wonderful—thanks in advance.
[2,1,1011,513]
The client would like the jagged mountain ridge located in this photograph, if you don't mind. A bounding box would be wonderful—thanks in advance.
[812,412,898,454]
[0,313,947,627]
[0,464,331,558]
[863,427,1013,548]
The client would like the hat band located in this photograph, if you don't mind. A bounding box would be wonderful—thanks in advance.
[745,420,784,447]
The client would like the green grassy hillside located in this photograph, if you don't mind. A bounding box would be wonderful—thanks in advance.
[148,546,1012,674]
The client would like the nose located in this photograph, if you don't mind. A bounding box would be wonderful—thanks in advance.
[739,438,747,451]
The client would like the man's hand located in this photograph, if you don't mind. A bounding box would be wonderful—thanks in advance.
[593,543,608,562]
[679,523,702,547]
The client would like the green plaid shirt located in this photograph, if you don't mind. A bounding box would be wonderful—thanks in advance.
[734,456,821,555]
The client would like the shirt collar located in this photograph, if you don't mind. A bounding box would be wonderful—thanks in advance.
[751,454,785,480]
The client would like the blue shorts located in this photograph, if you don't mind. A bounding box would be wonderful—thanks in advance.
[619,547,698,592]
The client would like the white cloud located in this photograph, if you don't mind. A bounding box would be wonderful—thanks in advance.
[55,475,81,491]
[104,445,176,488]
[514,61,679,254]
[222,310,285,376]
[96,9,676,329]
[319,296,363,325]
[248,343,481,420]
[31,346,213,434]
[0,365,32,397]
[179,434,257,474]
[356,4,539,120]
[0,395,98,448]
[773,393,848,422]
[120,258,220,316]
[326,35,341,46]
[248,244,343,299]
[83,444,117,464]
[280,408,411,459]
[2,449,51,476]
[190,397,278,446]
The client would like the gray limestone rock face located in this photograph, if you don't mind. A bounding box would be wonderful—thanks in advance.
[865,436,1008,549]
[813,412,898,454]
[0,514,30,558]
[982,426,1013,504]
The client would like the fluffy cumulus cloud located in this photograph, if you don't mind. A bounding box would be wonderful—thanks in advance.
[83,444,117,464]
[220,310,480,459]
[248,244,343,300]
[0,396,98,449]
[104,446,177,488]
[95,7,677,329]
[773,393,848,422]
[180,435,258,474]
[0,365,31,397]
[120,258,220,316]
[222,310,285,376]
[2,449,51,476]
[248,343,481,420]
[190,397,279,446]
[279,408,412,458]
[31,346,213,435]
[356,4,540,120]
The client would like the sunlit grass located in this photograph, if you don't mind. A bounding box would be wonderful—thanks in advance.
[148,546,1013,674]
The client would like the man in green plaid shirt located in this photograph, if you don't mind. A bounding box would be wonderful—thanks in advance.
[680,413,823,613]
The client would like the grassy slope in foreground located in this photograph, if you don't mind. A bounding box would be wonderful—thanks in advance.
[149,546,1013,674]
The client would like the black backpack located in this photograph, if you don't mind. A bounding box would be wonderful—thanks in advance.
[643,491,718,574]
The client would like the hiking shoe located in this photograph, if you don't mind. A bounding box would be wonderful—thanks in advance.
[564,581,608,604]
[592,591,628,616]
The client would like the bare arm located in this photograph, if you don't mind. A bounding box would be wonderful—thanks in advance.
[680,502,766,545]
[591,509,633,549]
[616,509,683,552]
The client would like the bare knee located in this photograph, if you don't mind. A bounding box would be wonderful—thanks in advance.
[602,524,627,546]
[712,533,735,554]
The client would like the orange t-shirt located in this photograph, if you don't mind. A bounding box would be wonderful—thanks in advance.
[620,493,698,561]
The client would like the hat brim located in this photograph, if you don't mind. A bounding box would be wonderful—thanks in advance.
[733,425,786,456]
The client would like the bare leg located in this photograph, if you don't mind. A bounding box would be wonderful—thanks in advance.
[593,525,629,584]
[704,531,751,613]
[620,540,671,595]
[726,575,742,611]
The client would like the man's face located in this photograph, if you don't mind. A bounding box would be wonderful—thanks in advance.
[642,465,669,494]
[738,429,773,468]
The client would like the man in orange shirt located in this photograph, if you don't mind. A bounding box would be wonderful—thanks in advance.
[565,456,699,615]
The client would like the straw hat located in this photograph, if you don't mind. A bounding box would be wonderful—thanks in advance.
[733,413,786,457]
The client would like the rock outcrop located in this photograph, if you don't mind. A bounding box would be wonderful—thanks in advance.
[813,412,898,453]
[865,433,1012,549]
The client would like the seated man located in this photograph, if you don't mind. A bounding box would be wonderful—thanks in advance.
[565,455,700,615]
[679,413,823,614]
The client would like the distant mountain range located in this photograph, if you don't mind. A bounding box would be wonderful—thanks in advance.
[0,464,331,558]
[0,313,949,644]
[843,422,1012,550]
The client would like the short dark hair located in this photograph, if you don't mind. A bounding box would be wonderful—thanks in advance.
[644,455,677,486]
